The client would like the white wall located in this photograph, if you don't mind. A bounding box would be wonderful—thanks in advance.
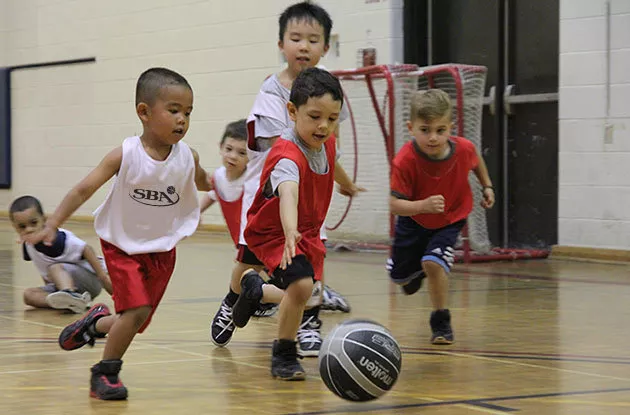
[0,0,402,237]
[559,0,630,249]
[0,0,6,65]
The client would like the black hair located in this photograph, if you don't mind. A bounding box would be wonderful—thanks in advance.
[279,1,333,46]
[135,67,192,106]
[9,195,44,220]
[289,67,343,109]
[220,119,247,145]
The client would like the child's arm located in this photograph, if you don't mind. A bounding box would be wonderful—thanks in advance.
[472,149,495,209]
[82,244,113,295]
[27,147,123,246]
[199,193,216,214]
[277,181,302,270]
[191,148,212,192]
[334,160,366,197]
[390,195,445,217]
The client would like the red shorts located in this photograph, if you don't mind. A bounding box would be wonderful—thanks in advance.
[100,239,176,333]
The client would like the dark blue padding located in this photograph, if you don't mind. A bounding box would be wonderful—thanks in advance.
[0,68,10,188]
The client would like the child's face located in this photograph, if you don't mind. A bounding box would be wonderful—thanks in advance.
[220,137,248,176]
[288,93,341,150]
[279,18,329,76]
[11,207,45,240]
[408,115,453,158]
[139,85,193,145]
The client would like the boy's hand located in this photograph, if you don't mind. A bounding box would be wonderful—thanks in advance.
[280,230,302,270]
[421,195,445,214]
[481,187,495,209]
[337,183,366,197]
[21,223,57,246]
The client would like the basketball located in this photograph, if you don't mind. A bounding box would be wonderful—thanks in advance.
[318,319,402,401]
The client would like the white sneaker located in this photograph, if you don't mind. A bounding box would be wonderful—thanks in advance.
[46,290,91,314]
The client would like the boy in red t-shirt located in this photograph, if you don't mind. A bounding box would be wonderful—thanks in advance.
[233,67,345,380]
[389,89,495,345]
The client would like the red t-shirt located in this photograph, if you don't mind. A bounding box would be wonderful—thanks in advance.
[390,137,479,229]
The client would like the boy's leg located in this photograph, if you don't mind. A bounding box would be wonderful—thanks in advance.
[44,264,92,313]
[210,244,268,347]
[272,255,314,380]
[23,285,55,309]
[421,220,463,345]
[387,216,428,295]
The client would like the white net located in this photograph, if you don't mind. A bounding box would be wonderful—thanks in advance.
[327,64,491,253]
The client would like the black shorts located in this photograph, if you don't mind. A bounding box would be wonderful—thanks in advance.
[387,216,464,284]
[272,254,314,289]
[236,244,264,266]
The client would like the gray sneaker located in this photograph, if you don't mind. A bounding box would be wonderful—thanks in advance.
[46,290,91,314]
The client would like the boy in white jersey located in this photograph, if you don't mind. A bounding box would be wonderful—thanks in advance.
[25,68,212,400]
[10,195,112,314]
[210,1,362,355]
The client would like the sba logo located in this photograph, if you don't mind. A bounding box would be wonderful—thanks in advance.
[130,186,179,207]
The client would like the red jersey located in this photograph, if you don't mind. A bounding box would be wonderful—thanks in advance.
[209,167,244,247]
[390,137,479,229]
[244,136,336,280]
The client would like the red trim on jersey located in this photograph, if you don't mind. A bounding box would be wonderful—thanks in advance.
[211,171,243,247]
[390,136,479,229]
[244,135,336,281]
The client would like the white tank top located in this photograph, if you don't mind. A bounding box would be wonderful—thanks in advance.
[94,136,200,255]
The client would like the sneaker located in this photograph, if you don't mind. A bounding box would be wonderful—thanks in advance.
[402,271,425,295]
[90,359,128,400]
[210,298,236,347]
[232,271,264,328]
[430,309,454,345]
[58,303,110,351]
[297,315,322,357]
[271,340,305,381]
[46,290,91,314]
[253,303,278,318]
[321,285,351,312]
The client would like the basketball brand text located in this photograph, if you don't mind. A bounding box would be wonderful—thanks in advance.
[359,356,394,386]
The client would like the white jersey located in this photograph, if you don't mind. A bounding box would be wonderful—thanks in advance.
[208,165,245,203]
[94,136,200,255]
[23,228,104,283]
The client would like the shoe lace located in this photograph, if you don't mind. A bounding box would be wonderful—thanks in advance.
[216,302,234,331]
[297,316,322,345]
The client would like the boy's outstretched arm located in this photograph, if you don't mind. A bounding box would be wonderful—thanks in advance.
[472,149,495,209]
[27,147,123,246]
[277,181,301,270]
[334,160,366,197]
[83,244,113,295]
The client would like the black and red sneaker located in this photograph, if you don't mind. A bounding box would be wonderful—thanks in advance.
[58,303,110,351]
[90,359,128,400]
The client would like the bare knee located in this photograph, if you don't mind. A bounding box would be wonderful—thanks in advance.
[122,306,152,331]
[23,288,39,306]
[422,260,445,277]
[286,278,314,304]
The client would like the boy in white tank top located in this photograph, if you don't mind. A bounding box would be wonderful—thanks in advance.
[24,68,212,401]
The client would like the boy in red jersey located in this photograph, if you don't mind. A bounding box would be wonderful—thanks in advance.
[233,67,344,380]
[388,89,494,345]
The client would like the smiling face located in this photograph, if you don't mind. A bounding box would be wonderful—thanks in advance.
[288,92,341,151]
[279,18,329,78]
[220,137,247,177]
[138,84,193,146]
[408,115,453,158]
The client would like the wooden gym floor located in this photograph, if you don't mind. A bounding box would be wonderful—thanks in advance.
[1,220,629,415]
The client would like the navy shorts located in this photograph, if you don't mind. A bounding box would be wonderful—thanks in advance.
[387,216,465,284]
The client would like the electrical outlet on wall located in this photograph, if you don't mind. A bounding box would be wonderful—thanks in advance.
[604,123,614,144]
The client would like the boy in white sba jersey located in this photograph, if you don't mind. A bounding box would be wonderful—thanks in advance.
[25,68,212,400]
